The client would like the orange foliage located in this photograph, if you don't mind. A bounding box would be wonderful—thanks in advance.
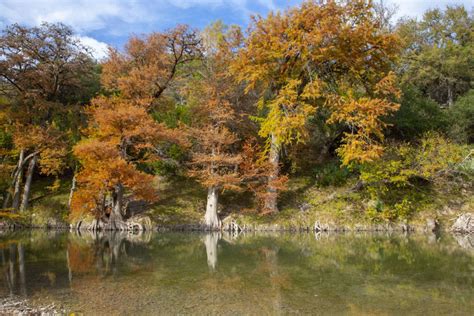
[71,97,186,219]
[101,25,201,102]
[185,23,244,192]
[239,140,288,212]
[72,25,200,219]
[232,0,401,182]
[12,125,68,176]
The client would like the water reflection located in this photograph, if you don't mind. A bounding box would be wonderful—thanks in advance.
[0,231,472,315]
[202,233,219,270]
[0,243,25,297]
[67,230,153,278]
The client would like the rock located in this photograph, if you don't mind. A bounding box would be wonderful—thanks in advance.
[0,296,61,315]
[314,221,321,232]
[451,213,474,234]
[441,205,455,215]
[453,233,474,250]
[298,202,311,212]
[425,218,439,232]
[127,215,153,231]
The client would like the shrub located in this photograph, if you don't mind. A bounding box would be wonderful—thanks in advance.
[312,161,351,187]
[360,132,468,220]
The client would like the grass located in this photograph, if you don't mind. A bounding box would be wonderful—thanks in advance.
[1,167,471,229]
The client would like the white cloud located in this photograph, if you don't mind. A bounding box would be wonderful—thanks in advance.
[0,0,281,31]
[76,35,109,61]
[0,0,150,32]
[1,0,471,56]
[1,0,471,32]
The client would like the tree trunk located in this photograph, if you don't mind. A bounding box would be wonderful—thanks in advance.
[204,186,220,230]
[20,154,37,212]
[265,133,280,213]
[68,174,77,209]
[447,83,454,107]
[109,183,125,230]
[12,149,25,211]
[2,192,11,210]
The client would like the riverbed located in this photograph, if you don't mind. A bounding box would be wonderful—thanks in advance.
[0,231,472,315]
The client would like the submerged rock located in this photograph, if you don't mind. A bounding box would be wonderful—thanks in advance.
[451,213,474,234]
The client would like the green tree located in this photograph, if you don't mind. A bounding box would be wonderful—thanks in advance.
[448,89,474,144]
[397,5,473,106]
[389,85,448,139]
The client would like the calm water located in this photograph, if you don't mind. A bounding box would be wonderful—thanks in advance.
[0,231,472,315]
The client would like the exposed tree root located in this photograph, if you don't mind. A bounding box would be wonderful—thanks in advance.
[74,215,153,232]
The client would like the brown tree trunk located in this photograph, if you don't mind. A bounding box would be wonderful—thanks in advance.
[265,133,280,213]
[12,149,25,211]
[2,192,11,210]
[109,183,125,230]
[205,186,220,230]
[20,154,37,212]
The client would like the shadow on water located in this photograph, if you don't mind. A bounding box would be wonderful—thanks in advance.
[0,230,472,315]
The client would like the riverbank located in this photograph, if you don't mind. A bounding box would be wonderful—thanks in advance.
[1,175,472,234]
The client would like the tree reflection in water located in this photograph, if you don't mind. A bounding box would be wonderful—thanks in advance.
[0,231,472,315]
[0,242,26,297]
[202,232,220,271]
[67,230,153,279]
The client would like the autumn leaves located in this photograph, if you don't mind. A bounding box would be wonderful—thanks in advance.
[71,27,199,225]
[71,0,403,224]
[233,0,401,212]
[1,1,404,228]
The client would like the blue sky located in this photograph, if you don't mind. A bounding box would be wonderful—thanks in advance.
[0,0,472,59]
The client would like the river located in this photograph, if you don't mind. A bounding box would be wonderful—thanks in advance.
[0,231,472,315]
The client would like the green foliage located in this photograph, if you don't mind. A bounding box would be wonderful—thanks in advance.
[397,5,473,106]
[0,129,12,149]
[390,85,448,139]
[151,103,191,128]
[360,132,468,220]
[146,144,187,177]
[312,162,351,187]
[448,90,474,144]
[456,149,474,178]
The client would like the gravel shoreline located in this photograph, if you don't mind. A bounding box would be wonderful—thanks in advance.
[0,297,64,315]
